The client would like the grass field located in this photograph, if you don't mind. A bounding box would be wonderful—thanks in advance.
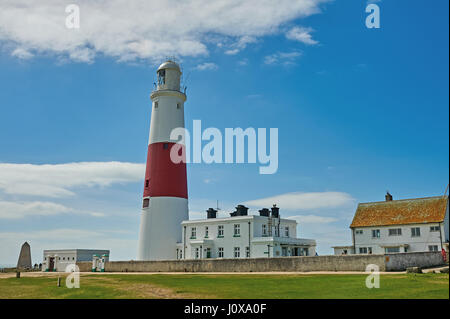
[0,273,448,299]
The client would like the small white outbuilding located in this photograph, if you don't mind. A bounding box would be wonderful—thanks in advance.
[42,249,110,272]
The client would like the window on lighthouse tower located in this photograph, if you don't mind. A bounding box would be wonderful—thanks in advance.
[157,69,165,85]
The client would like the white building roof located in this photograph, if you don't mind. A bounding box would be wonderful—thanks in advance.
[43,249,109,254]
[181,215,297,225]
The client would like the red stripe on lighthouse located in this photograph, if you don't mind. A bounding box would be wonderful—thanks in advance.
[143,142,188,199]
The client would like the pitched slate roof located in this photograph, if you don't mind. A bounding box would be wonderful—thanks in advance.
[350,196,448,228]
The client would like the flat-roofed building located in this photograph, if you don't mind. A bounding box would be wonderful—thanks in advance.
[178,205,316,260]
[43,249,110,271]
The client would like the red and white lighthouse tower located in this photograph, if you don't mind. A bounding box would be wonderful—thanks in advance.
[137,60,188,260]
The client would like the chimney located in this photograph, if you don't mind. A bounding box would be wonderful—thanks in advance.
[259,208,270,217]
[206,208,217,219]
[230,204,248,217]
[385,191,393,201]
[271,204,280,218]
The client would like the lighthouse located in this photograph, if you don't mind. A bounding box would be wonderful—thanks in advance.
[137,60,188,260]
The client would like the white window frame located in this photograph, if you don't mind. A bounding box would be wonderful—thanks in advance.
[234,224,240,236]
[372,229,381,238]
[218,247,224,258]
[284,226,289,237]
[245,246,250,258]
[385,247,400,253]
[430,226,440,232]
[191,227,197,239]
[218,225,224,237]
[262,224,267,236]
[411,227,421,237]
[195,248,200,259]
[429,245,438,252]
[388,228,402,236]
[205,226,209,238]
[234,247,240,258]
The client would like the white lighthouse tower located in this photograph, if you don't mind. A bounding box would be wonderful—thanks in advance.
[137,60,188,260]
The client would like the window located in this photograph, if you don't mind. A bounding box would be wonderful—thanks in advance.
[234,247,240,258]
[411,227,421,237]
[157,69,165,85]
[145,179,149,187]
[372,229,380,238]
[284,226,289,237]
[205,226,209,238]
[191,227,196,239]
[63,257,65,260]
[154,101,158,108]
[143,198,149,208]
[234,224,240,237]
[218,225,224,237]
[385,247,400,253]
[262,224,267,236]
[246,246,250,258]
[163,143,169,150]
[179,250,183,259]
[359,247,368,254]
[355,230,363,235]
[429,245,439,252]
[195,248,200,259]
[430,226,440,232]
[388,228,402,236]
[177,103,181,109]
[218,247,224,258]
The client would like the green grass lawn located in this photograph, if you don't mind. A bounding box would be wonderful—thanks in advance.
[0,273,448,299]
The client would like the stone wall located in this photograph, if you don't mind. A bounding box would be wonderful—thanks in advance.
[76,252,445,273]
[77,254,386,272]
[385,251,444,271]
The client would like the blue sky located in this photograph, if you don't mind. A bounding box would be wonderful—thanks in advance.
[0,0,448,265]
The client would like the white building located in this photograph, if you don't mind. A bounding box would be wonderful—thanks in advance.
[43,249,109,272]
[333,194,449,255]
[177,205,316,259]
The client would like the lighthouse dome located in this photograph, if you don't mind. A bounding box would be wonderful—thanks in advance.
[155,60,182,92]
[157,60,181,72]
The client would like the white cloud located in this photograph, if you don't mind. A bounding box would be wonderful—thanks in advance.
[0,200,70,219]
[0,162,145,198]
[264,51,302,65]
[224,35,257,55]
[286,214,337,224]
[11,47,33,59]
[286,26,318,45]
[225,49,240,55]
[0,0,326,63]
[244,191,354,210]
[0,200,107,219]
[238,58,249,66]
[195,62,219,71]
